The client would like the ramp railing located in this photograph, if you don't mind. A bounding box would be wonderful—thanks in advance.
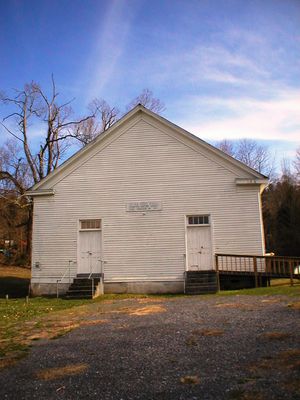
[215,254,300,288]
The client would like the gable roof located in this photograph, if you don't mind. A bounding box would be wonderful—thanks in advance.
[27,105,268,194]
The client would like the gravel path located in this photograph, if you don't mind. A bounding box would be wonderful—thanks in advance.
[0,295,299,400]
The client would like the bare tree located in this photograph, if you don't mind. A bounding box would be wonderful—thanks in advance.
[215,138,274,177]
[126,89,165,114]
[294,147,300,182]
[74,89,164,146]
[0,78,93,185]
[0,139,31,196]
[216,139,235,157]
[0,139,33,261]
[73,99,119,146]
[235,139,268,174]
[0,78,93,261]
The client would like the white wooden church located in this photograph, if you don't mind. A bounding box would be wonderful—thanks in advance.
[27,105,268,296]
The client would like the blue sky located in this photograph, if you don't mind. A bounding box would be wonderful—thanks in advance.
[1,0,300,165]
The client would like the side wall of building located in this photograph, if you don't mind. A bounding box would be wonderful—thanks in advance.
[31,115,265,294]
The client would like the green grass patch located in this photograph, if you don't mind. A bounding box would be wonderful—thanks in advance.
[0,297,92,365]
[0,297,89,326]
[0,293,154,330]
[217,285,300,297]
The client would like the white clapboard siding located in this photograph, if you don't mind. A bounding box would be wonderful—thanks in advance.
[31,115,265,284]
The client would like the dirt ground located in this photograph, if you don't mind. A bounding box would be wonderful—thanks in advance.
[0,294,299,400]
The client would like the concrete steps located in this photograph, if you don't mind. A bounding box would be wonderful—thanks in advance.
[65,275,102,299]
[185,271,218,294]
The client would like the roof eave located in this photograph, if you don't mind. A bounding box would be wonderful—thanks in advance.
[25,189,55,197]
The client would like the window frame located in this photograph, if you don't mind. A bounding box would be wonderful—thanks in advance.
[79,219,101,231]
[186,215,210,226]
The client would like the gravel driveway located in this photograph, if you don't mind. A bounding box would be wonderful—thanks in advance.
[0,295,299,400]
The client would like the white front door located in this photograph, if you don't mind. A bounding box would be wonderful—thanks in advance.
[187,226,212,270]
[78,230,101,274]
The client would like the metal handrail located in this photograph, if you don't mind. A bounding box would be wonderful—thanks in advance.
[88,257,105,298]
[56,260,73,298]
[88,254,95,298]
[88,256,105,279]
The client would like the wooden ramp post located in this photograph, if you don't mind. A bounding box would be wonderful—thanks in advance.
[215,254,220,292]
[289,261,294,287]
[253,256,258,288]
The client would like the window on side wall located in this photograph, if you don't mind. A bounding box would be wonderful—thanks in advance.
[80,219,101,230]
[187,215,210,226]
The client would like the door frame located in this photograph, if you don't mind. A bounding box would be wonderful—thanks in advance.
[184,214,215,271]
[77,218,103,275]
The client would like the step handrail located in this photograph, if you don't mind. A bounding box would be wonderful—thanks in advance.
[56,260,73,298]
[88,258,104,298]
[88,254,95,297]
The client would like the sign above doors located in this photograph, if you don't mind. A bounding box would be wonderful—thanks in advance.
[126,201,162,212]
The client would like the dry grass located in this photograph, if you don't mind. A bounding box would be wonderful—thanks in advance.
[288,301,300,310]
[36,363,88,381]
[260,299,279,304]
[259,332,291,341]
[279,349,300,370]
[116,323,129,330]
[0,352,27,370]
[79,319,107,327]
[249,349,300,373]
[180,375,200,385]
[19,316,105,342]
[284,380,300,394]
[215,302,254,310]
[271,278,300,287]
[229,390,267,400]
[127,305,166,316]
[185,336,198,346]
[246,349,300,397]
[0,265,31,279]
[137,297,166,303]
[192,329,224,337]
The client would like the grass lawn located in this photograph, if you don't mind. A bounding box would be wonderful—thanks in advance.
[0,297,89,367]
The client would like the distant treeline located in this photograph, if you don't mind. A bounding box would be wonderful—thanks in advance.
[263,174,300,257]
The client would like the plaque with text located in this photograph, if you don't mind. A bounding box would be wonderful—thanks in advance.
[126,201,162,212]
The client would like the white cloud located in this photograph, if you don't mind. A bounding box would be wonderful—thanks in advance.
[178,89,300,143]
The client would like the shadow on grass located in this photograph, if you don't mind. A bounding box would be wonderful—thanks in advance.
[0,276,30,298]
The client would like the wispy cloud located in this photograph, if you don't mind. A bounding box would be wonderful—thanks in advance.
[130,38,272,95]
[178,88,300,143]
[129,26,299,148]
[131,21,299,96]
[83,0,138,103]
